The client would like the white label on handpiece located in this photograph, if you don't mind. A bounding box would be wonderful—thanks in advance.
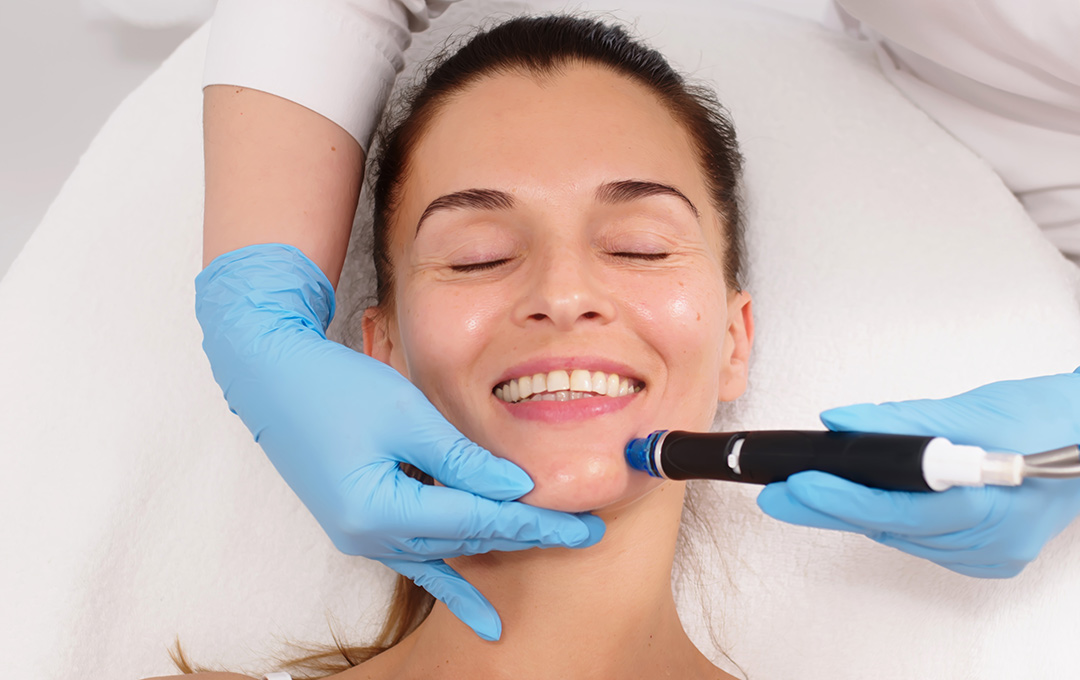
[727,437,744,475]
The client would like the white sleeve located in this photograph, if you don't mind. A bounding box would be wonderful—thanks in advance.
[202,0,463,153]
[831,0,1080,264]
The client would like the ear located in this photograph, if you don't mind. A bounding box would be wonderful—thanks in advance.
[718,289,753,402]
[361,306,407,377]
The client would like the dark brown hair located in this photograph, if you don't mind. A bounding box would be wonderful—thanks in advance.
[370,13,745,308]
[174,14,744,679]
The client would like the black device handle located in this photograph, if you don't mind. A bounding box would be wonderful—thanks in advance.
[659,430,936,492]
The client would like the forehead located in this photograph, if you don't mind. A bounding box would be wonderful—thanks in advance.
[400,64,710,217]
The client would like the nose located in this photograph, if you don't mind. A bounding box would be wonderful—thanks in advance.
[511,245,618,330]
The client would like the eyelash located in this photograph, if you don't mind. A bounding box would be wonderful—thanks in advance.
[449,251,668,273]
[450,258,513,272]
[611,251,670,261]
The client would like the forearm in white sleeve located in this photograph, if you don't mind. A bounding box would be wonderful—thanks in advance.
[831,0,1080,265]
[202,0,463,153]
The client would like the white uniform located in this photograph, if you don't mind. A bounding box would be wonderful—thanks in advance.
[203,0,1080,263]
[831,0,1080,263]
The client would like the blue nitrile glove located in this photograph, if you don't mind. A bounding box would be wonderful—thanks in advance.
[757,370,1080,577]
[195,243,604,640]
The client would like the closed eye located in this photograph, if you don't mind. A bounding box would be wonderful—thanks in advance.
[610,252,670,260]
[450,258,513,272]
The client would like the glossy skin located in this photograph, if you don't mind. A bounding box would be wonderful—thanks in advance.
[363,64,753,515]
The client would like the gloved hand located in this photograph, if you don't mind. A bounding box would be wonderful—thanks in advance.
[757,370,1080,577]
[195,243,604,640]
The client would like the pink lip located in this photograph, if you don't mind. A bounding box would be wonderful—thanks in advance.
[498,390,640,423]
[493,355,645,387]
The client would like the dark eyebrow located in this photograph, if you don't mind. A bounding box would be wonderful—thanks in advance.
[415,188,516,233]
[414,180,698,234]
[595,179,700,220]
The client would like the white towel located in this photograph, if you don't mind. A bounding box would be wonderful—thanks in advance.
[1,3,1078,679]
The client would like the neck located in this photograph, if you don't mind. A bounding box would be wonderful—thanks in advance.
[364,482,725,680]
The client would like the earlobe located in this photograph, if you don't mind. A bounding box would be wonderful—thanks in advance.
[361,307,394,364]
[718,290,754,402]
[362,308,411,379]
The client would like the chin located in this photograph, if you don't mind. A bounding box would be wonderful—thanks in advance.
[514,453,660,513]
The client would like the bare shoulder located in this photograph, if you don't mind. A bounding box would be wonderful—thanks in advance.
[142,674,258,680]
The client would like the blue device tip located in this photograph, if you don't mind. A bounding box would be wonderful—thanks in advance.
[625,430,666,477]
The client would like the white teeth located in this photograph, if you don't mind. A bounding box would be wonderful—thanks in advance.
[494,368,644,403]
[569,369,592,392]
[592,371,607,395]
[547,370,570,392]
[607,373,620,396]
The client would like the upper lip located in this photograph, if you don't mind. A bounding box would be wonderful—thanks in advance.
[493,356,646,388]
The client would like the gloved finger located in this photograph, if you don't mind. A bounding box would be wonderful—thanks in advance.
[405,513,605,559]
[756,482,873,535]
[385,558,502,641]
[865,534,1028,578]
[405,536,551,559]
[937,561,1027,579]
[782,471,998,537]
[394,408,536,501]
[760,483,1030,577]
[337,467,602,556]
[394,482,603,547]
[821,400,968,439]
[873,482,1080,556]
[820,372,1080,453]
[819,400,1027,453]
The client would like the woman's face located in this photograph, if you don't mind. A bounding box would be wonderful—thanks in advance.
[364,65,753,513]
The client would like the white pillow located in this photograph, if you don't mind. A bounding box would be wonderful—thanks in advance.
[1,2,1077,679]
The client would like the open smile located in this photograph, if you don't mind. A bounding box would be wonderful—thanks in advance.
[494,368,645,403]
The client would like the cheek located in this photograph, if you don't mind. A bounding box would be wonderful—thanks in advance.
[394,283,507,410]
[625,270,728,423]
[628,274,727,353]
[662,285,700,332]
[399,285,497,352]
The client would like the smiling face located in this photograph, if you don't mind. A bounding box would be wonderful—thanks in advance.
[363,64,753,513]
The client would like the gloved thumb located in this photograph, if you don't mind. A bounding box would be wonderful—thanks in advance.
[393,392,535,501]
[820,372,1080,454]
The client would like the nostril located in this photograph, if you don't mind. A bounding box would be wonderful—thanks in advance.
[582,311,600,320]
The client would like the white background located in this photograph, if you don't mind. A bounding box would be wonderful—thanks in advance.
[0,0,831,279]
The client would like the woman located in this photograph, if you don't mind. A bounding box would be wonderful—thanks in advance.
[196,0,1080,634]
[173,14,752,679]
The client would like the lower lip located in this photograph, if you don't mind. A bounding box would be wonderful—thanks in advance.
[496,391,641,423]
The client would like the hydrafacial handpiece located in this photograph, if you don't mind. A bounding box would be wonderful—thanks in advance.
[625,430,1080,491]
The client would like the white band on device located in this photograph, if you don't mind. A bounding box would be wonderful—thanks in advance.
[921,437,1024,491]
